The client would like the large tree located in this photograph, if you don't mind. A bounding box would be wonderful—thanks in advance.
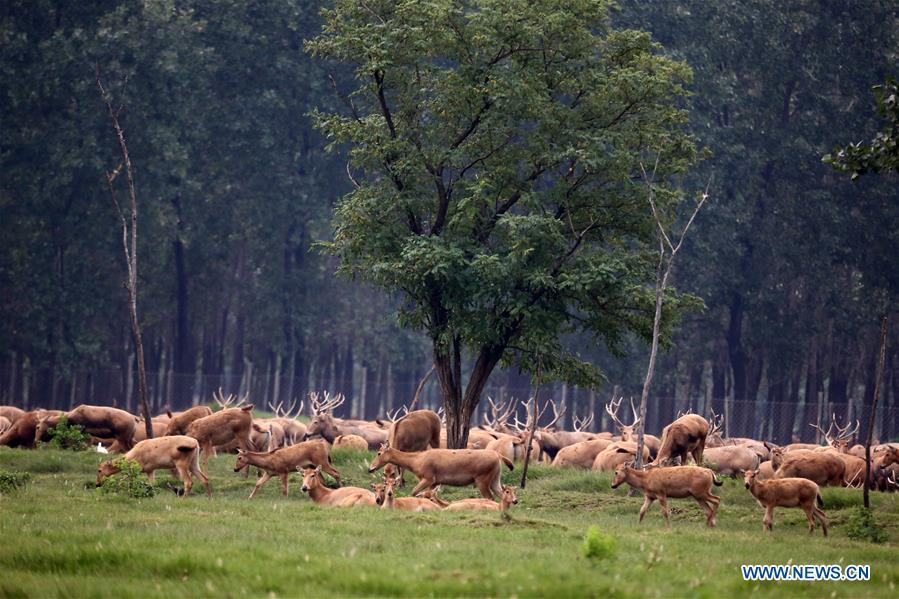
[309,0,698,447]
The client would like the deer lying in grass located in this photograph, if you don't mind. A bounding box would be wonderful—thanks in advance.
[368,444,514,499]
[303,392,387,449]
[96,435,212,497]
[442,485,519,513]
[334,434,369,451]
[0,409,62,448]
[743,469,827,536]
[36,405,137,451]
[611,462,722,528]
[771,448,845,487]
[299,466,375,507]
[234,440,341,499]
[0,406,26,425]
[592,441,650,472]
[0,416,10,437]
[552,437,614,468]
[703,445,759,477]
[371,476,441,511]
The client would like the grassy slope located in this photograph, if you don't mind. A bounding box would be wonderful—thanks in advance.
[0,446,897,598]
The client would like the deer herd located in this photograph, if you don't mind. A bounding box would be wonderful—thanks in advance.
[1,391,898,535]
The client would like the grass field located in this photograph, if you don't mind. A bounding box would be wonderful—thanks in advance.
[0,446,897,598]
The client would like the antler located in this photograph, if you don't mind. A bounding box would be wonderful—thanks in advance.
[543,399,566,430]
[707,408,724,438]
[831,414,859,442]
[309,390,345,415]
[605,397,641,431]
[513,398,549,433]
[809,417,835,445]
[572,410,594,433]
[385,405,409,422]
[482,396,514,430]
[213,387,236,409]
[269,398,303,419]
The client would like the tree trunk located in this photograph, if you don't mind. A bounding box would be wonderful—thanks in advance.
[171,196,194,411]
[801,336,820,442]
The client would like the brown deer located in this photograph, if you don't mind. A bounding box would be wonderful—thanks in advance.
[771,448,845,487]
[592,441,651,472]
[368,444,514,499]
[164,405,214,436]
[36,405,137,451]
[96,435,212,497]
[744,469,827,536]
[649,412,710,466]
[612,462,722,528]
[299,466,375,507]
[233,440,341,499]
[0,409,62,448]
[605,398,660,458]
[552,437,614,468]
[703,445,759,477]
[0,406,26,425]
[442,485,519,512]
[185,403,256,474]
[261,399,307,445]
[371,476,441,511]
[387,408,442,485]
[0,416,11,436]
[334,434,369,450]
[303,392,387,449]
[522,400,590,461]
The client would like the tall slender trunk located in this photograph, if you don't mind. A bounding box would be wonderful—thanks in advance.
[801,336,820,442]
[171,196,194,410]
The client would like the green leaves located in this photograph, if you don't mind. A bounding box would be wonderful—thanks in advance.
[312,0,698,388]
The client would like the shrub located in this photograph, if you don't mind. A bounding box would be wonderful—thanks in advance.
[45,415,89,451]
[846,506,888,544]
[581,525,616,561]
[0,470,31,494]
[97,458,156,499]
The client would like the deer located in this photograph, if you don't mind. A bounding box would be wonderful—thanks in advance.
[552,437,615,468]
[743,469,827,536]
[0,409,63,448]
[261,398,307,445]
[520,400,589,461]
[333,434,369,450]
[368,444,514,499]
[0,416,11,437]
[809,414,859,454]
[442,484,519,512]
[605,398,661,459]
[303,391,387,449]
[299,466,375,507]
[771,447,845,487]
[233,439,341,499]
[371,475,441,511]
[486,400,551,463]
[592,441,651,471]
[479,397,517,435]
[612,461,723,528]
[164,405,214,436]
[0,406,26,425]
[96,435,212,498]
[35,405,137,451]
[386,408,442,486]
[185,394,257,474]
[703,444,760,477]
[649,412,710,467]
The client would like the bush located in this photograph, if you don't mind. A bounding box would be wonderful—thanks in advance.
[846,506,888,543]
[581,525,616,561]
[44,415,89,451]
[0,470,31,494]
[97,458,156,499]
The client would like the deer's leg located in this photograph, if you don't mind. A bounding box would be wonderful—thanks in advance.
[763,506,774,532]
[814,507,828,537]
[177,463,192,497]
[191,458,212,498]
[248,471,273,499]
[280,473,289,497]
[803,505,817,534]
[410,478,435,497]
[321,462,342,486]
[658,495,670,528]
[202,444,211,475]
[146,470,156,484]
[638,495,654,522]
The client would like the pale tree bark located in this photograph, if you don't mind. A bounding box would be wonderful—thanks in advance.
[519,366,543,488]
[864,316,888,509]
[634,161,710,468]
[98,74,153,440]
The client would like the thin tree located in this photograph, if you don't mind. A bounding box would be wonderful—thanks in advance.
[863,316,888,508]
[634,159,710,468]
[519,364,543,488]
[97,74,153,439]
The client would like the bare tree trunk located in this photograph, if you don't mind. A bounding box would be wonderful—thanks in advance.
[864,317,888,509]
[98,74,152,439]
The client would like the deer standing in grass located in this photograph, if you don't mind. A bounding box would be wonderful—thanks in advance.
[743,469,827,536]
[371,476,441,511]
[233,440,341,499]
[369,444,514,499]
[611,462,722,528]
[96,435,212,497]
[299,466,375,507]
[185,391,257,474]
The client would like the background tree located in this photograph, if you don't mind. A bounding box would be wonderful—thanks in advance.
[309,0,699,447]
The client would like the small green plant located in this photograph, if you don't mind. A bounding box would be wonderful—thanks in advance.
[0,470,31,494]
[98,458,156,499]
[45,415,89,451]
[581,525,616,561]
[846,506,888,543]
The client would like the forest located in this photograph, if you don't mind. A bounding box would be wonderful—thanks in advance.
[1,0,898,444]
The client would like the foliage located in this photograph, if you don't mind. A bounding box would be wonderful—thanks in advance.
[825,77,899,179]
[309,0,699,443]
[0,470,31,494]
[44,415,89,451]
[97,458,156,499]
[581,525,616,561]
[846,506,889,544]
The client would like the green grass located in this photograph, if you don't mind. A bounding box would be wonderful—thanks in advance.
[0,447,897,598]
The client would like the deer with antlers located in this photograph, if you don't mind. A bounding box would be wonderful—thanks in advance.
[258,398,307,446]
[605,398,661,460]
[185,389,259,474]
[525,402,598,461]
[303,391,388,449]
[809,415,865,486]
